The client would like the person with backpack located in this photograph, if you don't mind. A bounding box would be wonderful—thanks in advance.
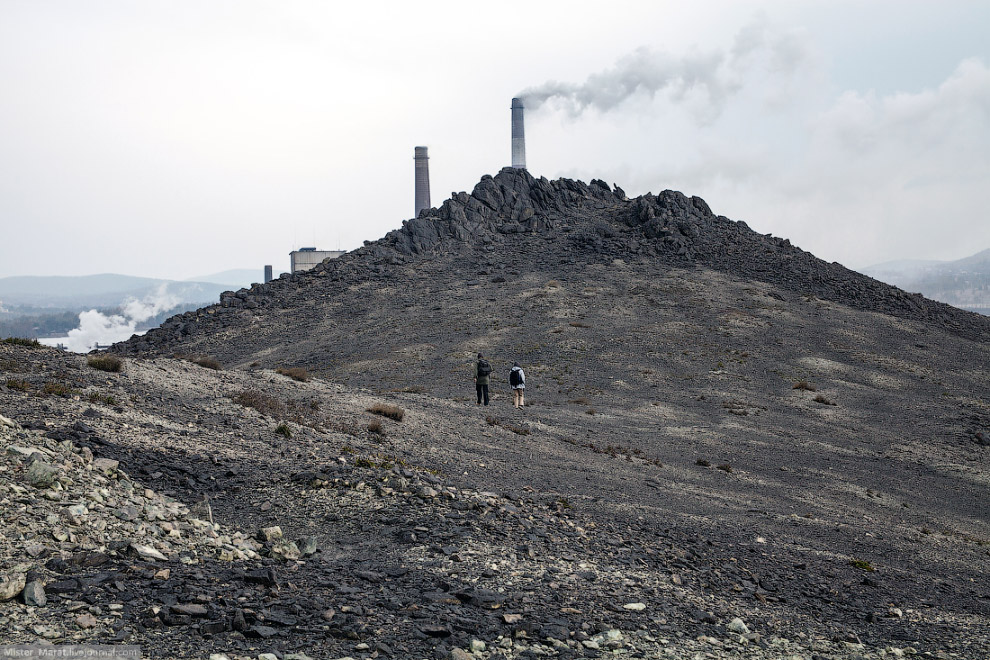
[509,362,526,409]
[475,353,492,406]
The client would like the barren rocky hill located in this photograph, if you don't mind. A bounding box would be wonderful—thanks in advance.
[1,169,989,659]
[115,168,989,381]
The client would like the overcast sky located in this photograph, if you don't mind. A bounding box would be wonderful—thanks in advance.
[1,1,988,280]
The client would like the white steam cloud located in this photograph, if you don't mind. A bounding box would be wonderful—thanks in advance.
[519,19,810,121]
[64,284,179,353]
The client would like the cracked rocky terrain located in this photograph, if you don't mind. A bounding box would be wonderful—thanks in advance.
[2,169,989,659]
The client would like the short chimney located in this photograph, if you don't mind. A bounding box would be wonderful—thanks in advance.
[414,146,431,217]
[264,265,273,283]
[511,98,526,169]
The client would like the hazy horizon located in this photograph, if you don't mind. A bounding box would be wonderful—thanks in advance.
[2,1,989,280]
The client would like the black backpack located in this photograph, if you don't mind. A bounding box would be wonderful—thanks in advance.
[478,360,492,377]
[509,368,521,387]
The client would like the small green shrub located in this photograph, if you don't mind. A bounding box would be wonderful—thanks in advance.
[87,392,118,406]
[5,378,32,392]
[367,403,404,421]
[848,558,875,572]
[1,337,41,348]
[275,423,292,438]
[87,355,123,373]
[276,366,309,382]
[43,381,73,396]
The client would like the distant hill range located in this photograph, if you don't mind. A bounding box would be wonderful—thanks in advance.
[0,270,260,338]
[0,270,259,311]
[862,249,990,313]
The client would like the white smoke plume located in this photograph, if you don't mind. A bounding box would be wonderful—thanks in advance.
[518,19,810,120]
[64,284,179,353]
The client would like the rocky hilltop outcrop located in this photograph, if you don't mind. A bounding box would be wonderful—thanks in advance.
[117,168,988,372]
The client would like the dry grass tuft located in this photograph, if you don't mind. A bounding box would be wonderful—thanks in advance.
[716,463,734,473]
[367,419,384,435]
[485,415,500,427]
[814,394,836,406]
[507,425,531,436]
[367,403,405,421]
[87,355,123,373]
[181,354,222,370]
[390,385,425,394]
[696,458,711,467]
[569,321,591,328]
[276,366,310,382]
[232,390,284,417]
[793,380,817,391]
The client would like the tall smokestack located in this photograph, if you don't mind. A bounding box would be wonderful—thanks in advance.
[414,146,431,217]
[511,97,526,169]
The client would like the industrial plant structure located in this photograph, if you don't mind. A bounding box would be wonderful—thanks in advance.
[414,146,431,217]
[511,97,526,169]
[290,248,344,274]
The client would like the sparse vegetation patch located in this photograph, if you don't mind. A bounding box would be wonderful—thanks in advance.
[1,337,41,348]
[814,394,837,406]
[848,558,875,572]
[87,392,119,406]
[793,380,817,391]
[367,419,384,435]
[274,423,292,438]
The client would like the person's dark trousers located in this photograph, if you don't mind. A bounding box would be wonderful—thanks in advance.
[476,383,490,405]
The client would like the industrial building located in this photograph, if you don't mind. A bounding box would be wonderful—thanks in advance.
[290,248,344,273]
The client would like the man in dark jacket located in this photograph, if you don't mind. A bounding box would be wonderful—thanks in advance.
[475,353,492,406]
